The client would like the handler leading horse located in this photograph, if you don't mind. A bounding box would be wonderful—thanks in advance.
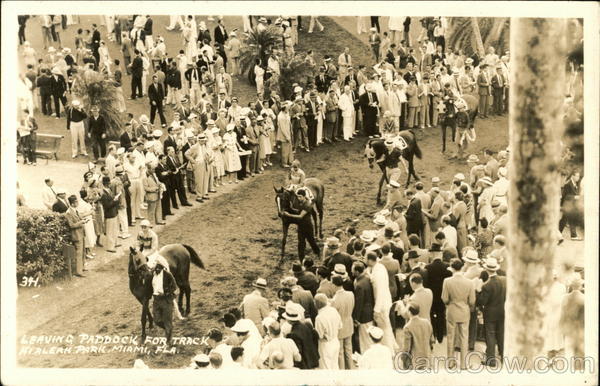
[128,244,205,342]
[440,94,479,154]
[364,130,422,204]
[274,178,325,263]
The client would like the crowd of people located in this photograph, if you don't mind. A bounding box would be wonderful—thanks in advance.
[16,14,585,370]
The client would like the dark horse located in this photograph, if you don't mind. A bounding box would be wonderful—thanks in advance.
[128,244,205,341]
[274,177,325,263]
[364,130,422,204]
[440,94,479,153]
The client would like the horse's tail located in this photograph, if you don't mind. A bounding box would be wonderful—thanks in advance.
[182,244,206,270]
[414,140,422,159]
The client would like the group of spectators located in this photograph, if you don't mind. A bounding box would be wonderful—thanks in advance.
[16,14,585,370]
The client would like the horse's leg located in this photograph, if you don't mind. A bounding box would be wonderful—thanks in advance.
[441,123,446,153]
[376,172,385,205]
[141,301,147,343]
[177,284,184,314]
[409,153,419,182]
[318,202,324,239]
[298,226,307,263]
[147,300,154,329]
[280,222,289,263]
[311,209,318,239]
[185,283,191,316]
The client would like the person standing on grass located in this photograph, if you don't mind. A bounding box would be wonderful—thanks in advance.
[148,74,167,128]
[368,27,381,62]
[49,67,68,118]
[128,49,144,99]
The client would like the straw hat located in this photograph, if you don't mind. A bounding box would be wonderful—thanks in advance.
[482,257,500,271]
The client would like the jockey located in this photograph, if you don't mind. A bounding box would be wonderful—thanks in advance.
[286,159,305,191]
[137,219,159,257]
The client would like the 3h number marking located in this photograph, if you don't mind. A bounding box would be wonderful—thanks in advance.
[19,276,40,287]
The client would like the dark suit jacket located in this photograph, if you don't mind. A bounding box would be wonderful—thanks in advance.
[214,24,228,45]
[296,271,319,296]
[477,275,506,322]
[155,162,171,184]
[184,67,202,88]
[52,199,69,214]
[120,131,133,149]
[325,252,354,276]
[315,74,328,93]
[131,56,144,77]
[165,154,183,178]
[561,179,580,206]
[50,74,67,96]
[353,272,375,323]
[143,17,153,35]
[289,321,319,369]
[88,115,107,138]
[163,136,178,154]
[167,68,182,89]
[405,197,423,232]
[424,259,451,304]
[385,50,396,66]
[100,189,119,218]
[148,83,164,103]
[344,73,359,87]
[477,72,491,95]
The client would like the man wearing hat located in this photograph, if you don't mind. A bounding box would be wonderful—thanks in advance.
[185,133,212,201]
[151,260,177,346]
[329,275,355,369]
[282,302,319,369]
[314,293,342,369]
[291,262,319,295]
[351,261,375,353]
[64,195,88,278]
[142,163,165,226]
[51,188,69,213]
[368,27,381,61]
[357,326,393,369]
[359,82,380,136]
[290,95,309,152]
[188,353,210,369]
[64,99,89,158]
[476,257,506,367]
[491,65,505,115]
[100,176,121,253]
[148,74,167,127]
[231,318,262,368]
[49,67,68,118]
[258,321,301,369]
[240,278,270,336]
[323,236,354,275]
[136,219,159,256]
[461,248,483,351]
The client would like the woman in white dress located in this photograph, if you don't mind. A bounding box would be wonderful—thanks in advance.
[98,40,111,74]
[222,123,242,183]
[77,190,97,258]
[211,128,225,186]
[257,116,272,169]
[477,178,496,224]
[254,59,265,98]
[183,22,198,62]
[22,41,37,69]
[315,93,325,146]
[141,51,150,97]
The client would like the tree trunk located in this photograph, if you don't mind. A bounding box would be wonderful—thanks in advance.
[506,18,567,367]
[470,17,486,57]
[484,18,508,49]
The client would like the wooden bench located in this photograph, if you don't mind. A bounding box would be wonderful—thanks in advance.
[35,133,64,164]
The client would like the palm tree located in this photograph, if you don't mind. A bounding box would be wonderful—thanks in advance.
[447,17,509,56]
[71,71,123,139]
[238,26,283,85]
[278,52,314,99]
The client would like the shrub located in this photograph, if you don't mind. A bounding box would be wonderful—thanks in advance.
[16,207,72,285]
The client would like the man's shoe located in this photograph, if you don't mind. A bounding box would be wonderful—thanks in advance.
[182,203,192,206]
[157,222,166,225]
[195,198,204,203]
[106,249,116,253]
[74,273,86,277]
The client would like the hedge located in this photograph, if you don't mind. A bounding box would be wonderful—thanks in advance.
[17,207,72,285]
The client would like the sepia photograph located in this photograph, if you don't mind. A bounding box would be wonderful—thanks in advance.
[1,1,598,385]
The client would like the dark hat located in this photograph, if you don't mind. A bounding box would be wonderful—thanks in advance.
[277,287,293,301]
[408,250,419,259]
[219,313,237,328]
[291,263,303,274]
[384,226,395,238]
[430,243,442,252]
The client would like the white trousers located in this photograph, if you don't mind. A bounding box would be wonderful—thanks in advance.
[70,120,86,156]
[168,15,183,30]
[145,35,154,51]
[308,17,324,33]
[318,339,340,369]
[357,321,374,354]
[316,115,323,144]
[342,112,355,140]
[118,207,128,235]
[189,83,202,106]
[105,216,118,250]
[130,179,144,219]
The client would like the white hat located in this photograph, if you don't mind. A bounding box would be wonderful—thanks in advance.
[211,127,220,134]
[431,176,441,183]
[152,129,163,137]
[333,264,347,276]
[63,47,71,53]
[370,27,377,32]
[48,46,56,52]
[373,215,387,226]
[188,112,198,119]
[240,107,251,116]
[463,249,479,264]
[359,230,375,243]
[71,99,81,107]
[144,141,154,149]
[116,147,125,155]
[226,123,235,131]
[139,114,150,123]
[482,257,500,271]
[261,316,276,329]
[294,86,303,93]
[283,303,304,321]
[185,129,195,138]
[367,326,384,340]
[231,319,251,333]
[207,119,215,126]
[252,277,268,289]
[140,219,151,227]
[453,173,465,181]
[498,167,507,177]
[366,243,381,253]
[230,31,237,37]
[192,354,210,364]
[55,187,66,195]
[51,67,62,75]
[379,208,391,217]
